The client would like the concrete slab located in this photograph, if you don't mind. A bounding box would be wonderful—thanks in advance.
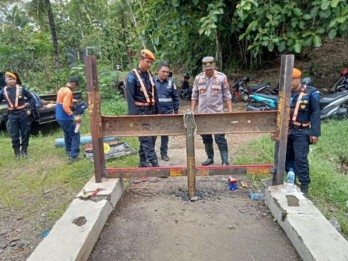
[27,177,124,261]
[27,175,348,261]
[265,184,348,261]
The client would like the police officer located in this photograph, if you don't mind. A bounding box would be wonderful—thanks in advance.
[126,49,161,167]
[286,68,321,196]
[154,61,179,161]
[191,56,232,166]
[0,72,35,159]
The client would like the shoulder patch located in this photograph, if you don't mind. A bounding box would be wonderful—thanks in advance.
[127,74,135,84]
[311,90,320,101]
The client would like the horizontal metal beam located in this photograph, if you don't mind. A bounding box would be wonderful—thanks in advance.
[105,164,273,178]
[102,111,277,137]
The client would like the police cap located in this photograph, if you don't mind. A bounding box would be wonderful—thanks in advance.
[202,56,215,70]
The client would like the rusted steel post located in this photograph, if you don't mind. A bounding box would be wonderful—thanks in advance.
[85,56,105,183]
[185,111,196,198]
[273,55,293,185]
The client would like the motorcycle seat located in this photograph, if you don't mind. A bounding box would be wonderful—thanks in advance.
[251,93,278,100]
[247,83,270,92]
[321,91,348,103]
[320,91,348,109]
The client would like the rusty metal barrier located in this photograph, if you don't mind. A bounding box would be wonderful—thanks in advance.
[85,55,294,198]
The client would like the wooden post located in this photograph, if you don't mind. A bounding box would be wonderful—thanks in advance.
[185,111,196,198]
[85,56,105,183]
[273,55,293,185]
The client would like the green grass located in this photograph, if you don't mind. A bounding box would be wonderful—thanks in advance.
[235,120,348,239]
[1,97,347,240]
[0,97,138,231]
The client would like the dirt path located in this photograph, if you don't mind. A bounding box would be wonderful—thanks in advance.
[89,176,300,261]
[88,101,301,261]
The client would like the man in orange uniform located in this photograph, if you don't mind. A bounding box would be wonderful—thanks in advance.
[55,77,81,163]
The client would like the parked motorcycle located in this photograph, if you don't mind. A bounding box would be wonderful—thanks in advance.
[246,78,348,120]
[179,73,192,101]
[230,76,274,103]
[331,68,348,92]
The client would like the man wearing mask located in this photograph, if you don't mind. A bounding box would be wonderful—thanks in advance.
[0,72,35,159]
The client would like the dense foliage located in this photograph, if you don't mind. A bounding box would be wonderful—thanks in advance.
[0,0,347,92]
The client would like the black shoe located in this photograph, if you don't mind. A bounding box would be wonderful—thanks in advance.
[161,155,170,161]
[68,157,79,164]
[15,153,20,160]
[21,151,28,159]
[202,158,214,166]
[301,184,309,197]
[139,161,151,167]
[150,160,159,167]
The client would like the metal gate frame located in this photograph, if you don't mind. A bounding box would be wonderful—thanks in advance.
[85,55,294,198]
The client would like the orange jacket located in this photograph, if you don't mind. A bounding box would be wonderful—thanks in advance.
[56,86,74,120]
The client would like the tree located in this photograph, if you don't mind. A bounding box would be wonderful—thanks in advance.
[26,0,60,69]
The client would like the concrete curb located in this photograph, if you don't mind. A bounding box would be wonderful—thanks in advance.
[27,177,124,261]
[265,184,348,261]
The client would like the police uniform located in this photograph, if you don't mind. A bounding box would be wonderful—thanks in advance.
[286,74,321,194]
[191,56,232,165]
[126,49,161,167]
[154,76,179,159]
[0,72,35,158]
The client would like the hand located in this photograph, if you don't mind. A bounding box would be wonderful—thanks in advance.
[270,132,276,141]
[27,110,31,116]
[74,116,82,123]
[310,136,318,145]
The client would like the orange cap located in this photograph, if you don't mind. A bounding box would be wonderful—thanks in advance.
[5,72,17,80]
[292,68,302,78]
[140,49,156,61]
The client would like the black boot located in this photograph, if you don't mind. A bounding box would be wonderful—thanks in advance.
[301,184,309,196]
[14,149,20,160]
[220,149,229,166]
[150,160,159,167]
[202,143,214,166]
[21,149,28,159]
[139,152,150,167]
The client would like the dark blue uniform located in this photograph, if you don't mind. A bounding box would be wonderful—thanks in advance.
[126,68,161,167]
[286,85,321,187]
[154,77,179,157]
[0,85,35,157]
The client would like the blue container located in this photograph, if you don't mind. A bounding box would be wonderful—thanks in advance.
[229,182,238,191]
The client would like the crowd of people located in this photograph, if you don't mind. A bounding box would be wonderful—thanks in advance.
[0,49,321,196]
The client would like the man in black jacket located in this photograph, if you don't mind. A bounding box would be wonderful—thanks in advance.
[0,72,35,159]
[154,61,179,161]
[126,49,161,167]
[286,68,321,196]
